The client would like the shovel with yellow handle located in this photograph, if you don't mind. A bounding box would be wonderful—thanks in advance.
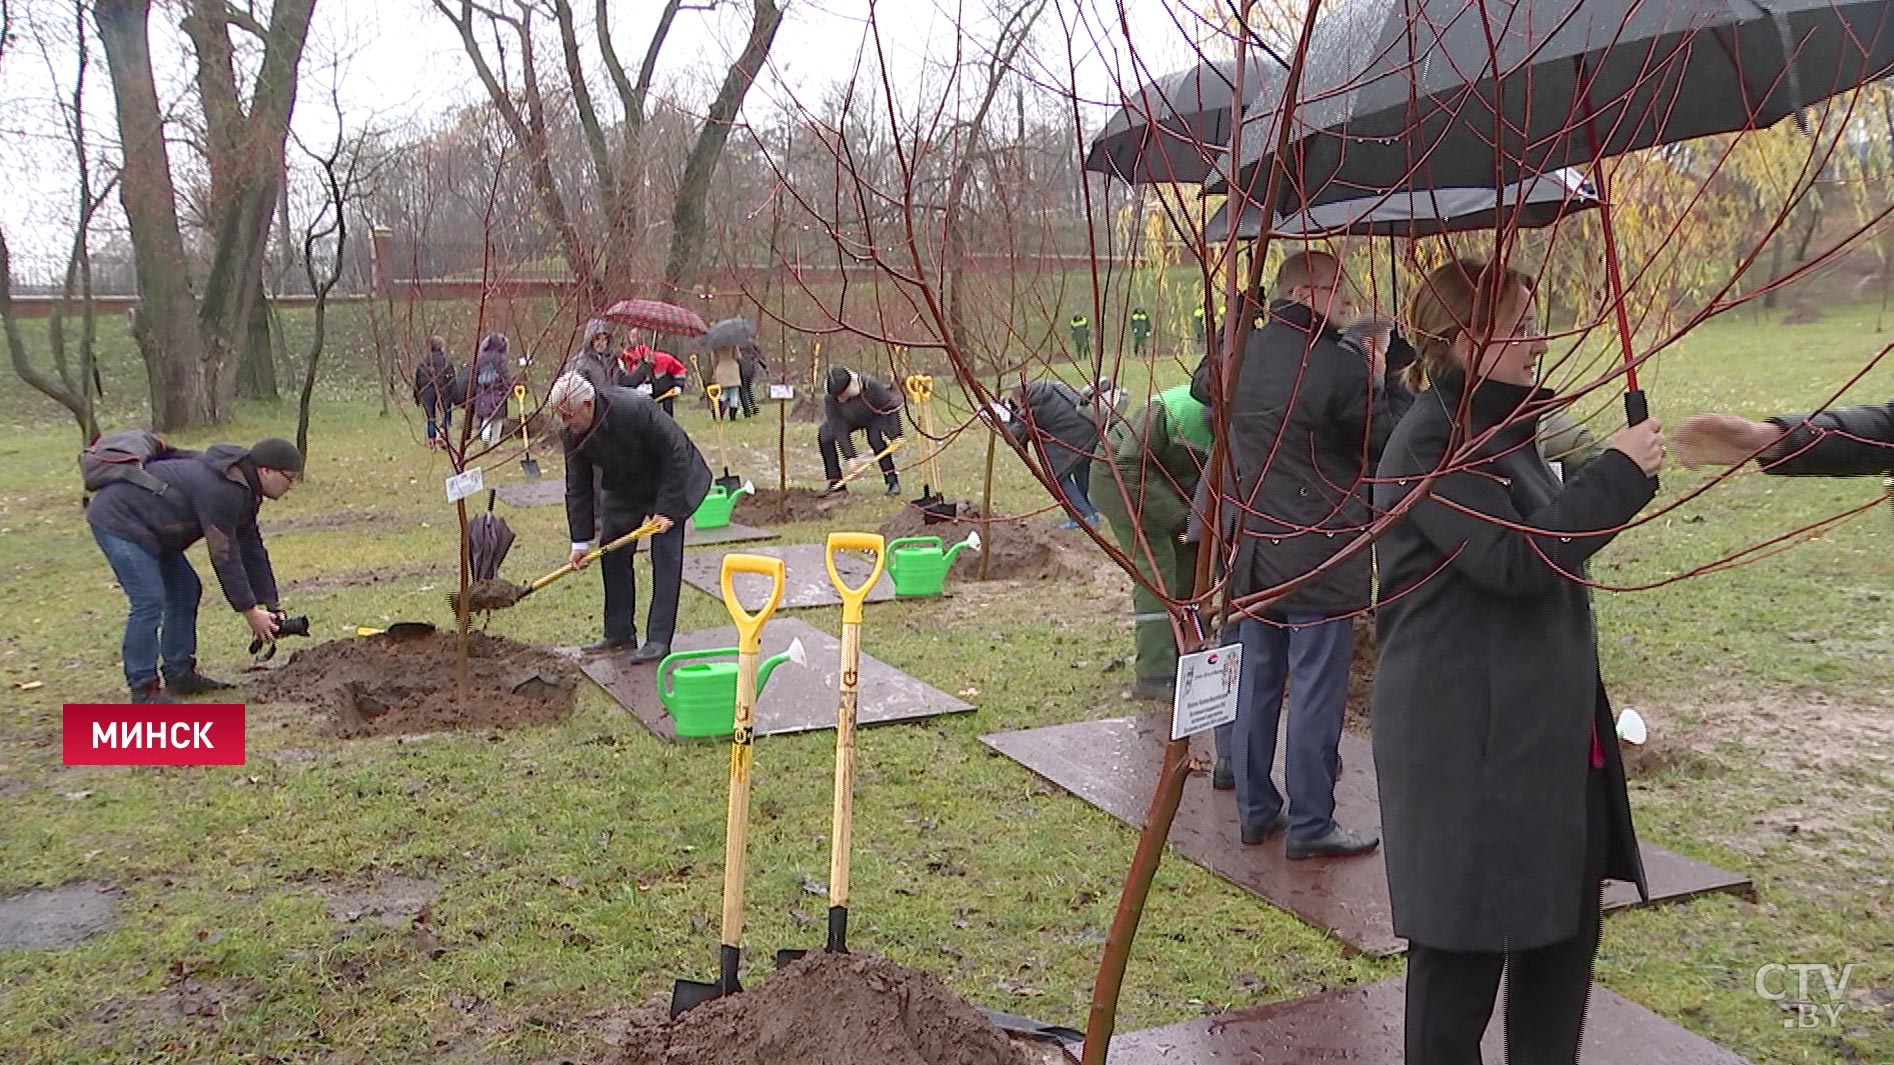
[448,519,665,614]
[670,551,788,1016]
[776,532,887,967]
[903,375,954,521]
[831,435,906,491]
[514,384,541,479]
[704,382,744,492]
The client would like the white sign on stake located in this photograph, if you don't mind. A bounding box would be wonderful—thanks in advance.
[768,383,795,401]
[1171,643,1242,740]
[445,466,485,504]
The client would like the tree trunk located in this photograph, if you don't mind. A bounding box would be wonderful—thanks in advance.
[189,0,315,416]
[95,0,211,430]
[660,0,785,300]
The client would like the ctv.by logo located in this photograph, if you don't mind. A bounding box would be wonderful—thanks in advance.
[1754,962,1857,1028]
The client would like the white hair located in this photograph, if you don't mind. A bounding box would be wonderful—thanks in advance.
[547,371,596,414]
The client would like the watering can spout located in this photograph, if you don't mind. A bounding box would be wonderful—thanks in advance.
[943,530,982,566]
[757,637,807,692]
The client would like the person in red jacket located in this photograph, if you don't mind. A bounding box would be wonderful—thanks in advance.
[620,343,688,416]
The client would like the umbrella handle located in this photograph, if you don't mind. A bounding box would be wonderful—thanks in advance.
[824,532,886,626]
[720,553,786,655]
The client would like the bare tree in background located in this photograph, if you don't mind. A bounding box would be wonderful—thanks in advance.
[2,0,116,444]
[293,89,389,463]
[435,0,784,308]
[91,0,317,430]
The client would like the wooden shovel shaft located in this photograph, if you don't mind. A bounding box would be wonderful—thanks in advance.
[829,621,861,910]
[835,436,905,487]
[721,645,761,950]
[527,521,664,594]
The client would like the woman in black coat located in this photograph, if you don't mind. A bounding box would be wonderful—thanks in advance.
[1371,260,1667,1065]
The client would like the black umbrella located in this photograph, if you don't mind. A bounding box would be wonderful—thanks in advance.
[1203,168,1598,240]
[702,317,757,350]
[1212,0,1894,210]
[1084,56,1284,185]
[468,511,517,581]
[1213,0,1894,428]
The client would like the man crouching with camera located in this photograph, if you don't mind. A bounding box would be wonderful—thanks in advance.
[86,437,304,703]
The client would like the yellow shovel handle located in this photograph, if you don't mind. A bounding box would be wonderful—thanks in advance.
[825,532,886,625]
[720,553,785,654]
[903,374,933,403]
[835,436,906,487]
[531,520,664,593]
[654,387,681,402]
[706,382,723,402]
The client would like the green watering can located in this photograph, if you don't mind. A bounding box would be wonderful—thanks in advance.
[658,636,805,738]
[885,531,981,598]
[691,480,755,531]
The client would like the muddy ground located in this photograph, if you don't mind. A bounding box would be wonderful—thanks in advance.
[609,951,1037,1065]
[244,630,580,738]
[739,487,852,525]
[878,503,1087,584]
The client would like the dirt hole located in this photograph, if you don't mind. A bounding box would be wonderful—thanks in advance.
[878,503,1085,584]
[244,630,579,738]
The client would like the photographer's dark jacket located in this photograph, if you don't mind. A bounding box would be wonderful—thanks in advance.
[85,444,281,612]
[563,385,712,537]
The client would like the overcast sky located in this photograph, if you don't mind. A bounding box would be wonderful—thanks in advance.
[0,0,1228,264]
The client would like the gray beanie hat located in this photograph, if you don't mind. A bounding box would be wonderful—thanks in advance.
[249,437,305,474]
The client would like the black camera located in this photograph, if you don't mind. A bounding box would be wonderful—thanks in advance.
[249,612,312,660]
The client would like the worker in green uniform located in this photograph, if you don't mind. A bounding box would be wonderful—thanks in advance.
[1070,313,1092,359]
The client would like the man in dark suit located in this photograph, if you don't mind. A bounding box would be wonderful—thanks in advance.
[548,372,712,664]
[1211,250,1394,859]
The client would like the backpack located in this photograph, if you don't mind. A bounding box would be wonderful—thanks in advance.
[79,430,189,497]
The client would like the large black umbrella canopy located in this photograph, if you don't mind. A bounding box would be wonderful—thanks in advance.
[1211,0,1894,209]
[1085,56,1285,185]
[1204,167,1598,240]
[701,317,757,350]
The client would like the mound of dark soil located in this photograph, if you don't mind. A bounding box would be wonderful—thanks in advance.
[609,951,1034,1065]
[245,630,579,738]
[740,487,852,525]
[877,503,1083,584]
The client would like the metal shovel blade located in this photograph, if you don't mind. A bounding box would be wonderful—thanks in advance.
[774,904,848,968]
[521,454,542,480]
[715,470,746,494]
[670,944,742,1017]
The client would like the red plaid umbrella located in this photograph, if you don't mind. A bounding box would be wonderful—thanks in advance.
[600,299,709,337]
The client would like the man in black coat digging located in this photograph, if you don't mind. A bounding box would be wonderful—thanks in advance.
[549,372,712,665]
[1210,250,1394,859]
[818,366,905,495]
[86,438,303,702]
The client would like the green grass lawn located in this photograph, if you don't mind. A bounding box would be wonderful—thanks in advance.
[0,301,1889,1062]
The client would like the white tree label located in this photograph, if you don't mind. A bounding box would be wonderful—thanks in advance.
[1171,644,1242,740]
[445,467,485,503]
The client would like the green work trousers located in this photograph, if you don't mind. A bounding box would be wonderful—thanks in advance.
[1093,463,1198,683]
